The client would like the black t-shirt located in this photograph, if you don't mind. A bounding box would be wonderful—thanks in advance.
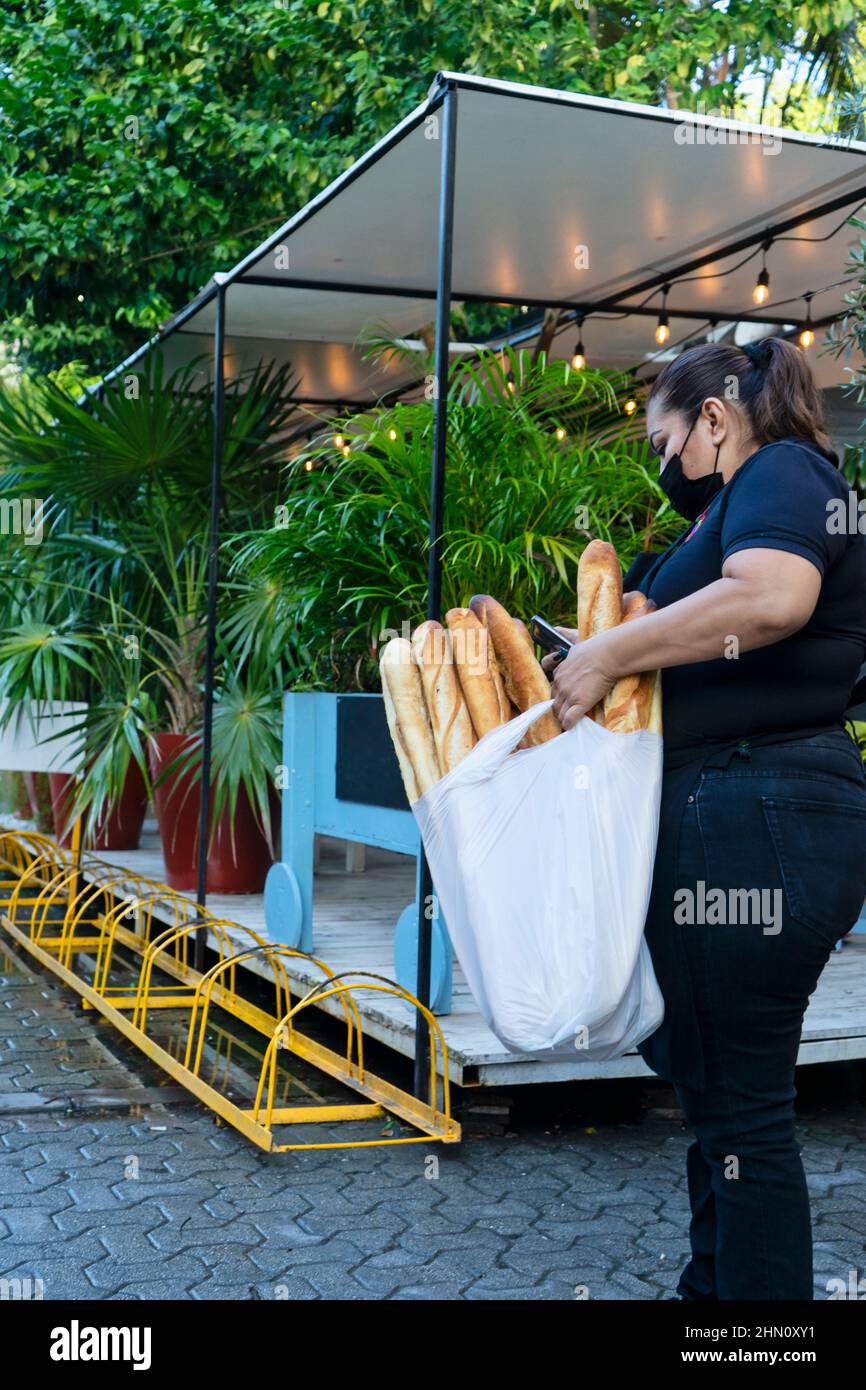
[626,437,866,758]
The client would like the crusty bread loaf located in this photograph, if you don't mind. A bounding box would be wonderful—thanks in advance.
[622,590,656,620]
[379,637,441,800]
[411,620,476,775]
[578,539,623,722]
[469,594,561,746]
[381,679,419,802]
[646,668,663,735]
[445,607,510,739]
[603,590,663,735]
[512,617,534,653]
[578,540,623,642]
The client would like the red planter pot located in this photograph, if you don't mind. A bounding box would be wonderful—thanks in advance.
[48,761,149,851]
[148,732,276,894]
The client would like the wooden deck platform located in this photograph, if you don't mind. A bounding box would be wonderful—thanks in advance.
[86,825,866,1088]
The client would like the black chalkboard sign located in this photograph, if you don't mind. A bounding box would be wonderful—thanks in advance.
[335,695,409,811]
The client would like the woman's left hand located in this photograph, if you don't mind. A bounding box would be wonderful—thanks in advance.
[551,635,619,730]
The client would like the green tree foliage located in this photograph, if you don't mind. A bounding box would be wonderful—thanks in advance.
[2,0,865,373]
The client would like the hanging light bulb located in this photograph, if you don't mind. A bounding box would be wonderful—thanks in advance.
[753,239,772,305]
[753,269,770,305]
[799,293,815,349]
[571,317,586,370]
[655,284,670,345]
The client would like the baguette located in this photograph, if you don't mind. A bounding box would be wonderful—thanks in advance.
[469,594,561,746]
[379,637,441,800]
[603,591,663,735]
[411,620,476,775]
[445,607,510,738]
[646,668,663,735]
[578,539,623,722]
[512,617,534,653]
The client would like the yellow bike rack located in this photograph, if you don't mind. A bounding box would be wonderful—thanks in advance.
[0,830,461,1151]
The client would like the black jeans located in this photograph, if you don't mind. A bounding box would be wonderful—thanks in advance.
[668,730,866,1301]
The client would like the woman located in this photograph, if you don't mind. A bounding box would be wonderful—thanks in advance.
[549,337,866,1301]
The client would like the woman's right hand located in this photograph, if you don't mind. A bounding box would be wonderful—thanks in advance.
[540,626,579,675]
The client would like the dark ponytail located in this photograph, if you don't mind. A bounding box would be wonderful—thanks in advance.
[647,337,832,455]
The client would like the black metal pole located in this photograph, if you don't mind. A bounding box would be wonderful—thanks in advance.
[413,83,457,1104]
[195,280,226,970]
[74,383,102,879]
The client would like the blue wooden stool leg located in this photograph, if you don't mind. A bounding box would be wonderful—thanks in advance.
[393,858,453,1013]
[265,692,315,950]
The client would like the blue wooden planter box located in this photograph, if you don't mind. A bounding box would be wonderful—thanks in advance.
[263,691,453,1011]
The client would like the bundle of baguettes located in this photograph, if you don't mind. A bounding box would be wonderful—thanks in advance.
[577,538,662,735]
[379,542,661,803]
[379,596,563,803]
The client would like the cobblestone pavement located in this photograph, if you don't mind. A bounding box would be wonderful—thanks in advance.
[1,946,865,1301]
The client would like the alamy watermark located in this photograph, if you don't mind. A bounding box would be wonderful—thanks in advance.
[674,880,782,934]
[0,497,44,545]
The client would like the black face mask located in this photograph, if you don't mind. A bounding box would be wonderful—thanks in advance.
[658,414,723,521]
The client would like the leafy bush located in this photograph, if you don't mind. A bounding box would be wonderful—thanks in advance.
[233,348,680,691]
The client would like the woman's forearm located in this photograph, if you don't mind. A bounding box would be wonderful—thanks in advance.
[594,574,805,679]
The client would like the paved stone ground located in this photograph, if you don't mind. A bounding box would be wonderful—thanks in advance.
[1,945,865,1301]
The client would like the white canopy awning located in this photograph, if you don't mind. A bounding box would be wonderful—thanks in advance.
[108,71,866,401]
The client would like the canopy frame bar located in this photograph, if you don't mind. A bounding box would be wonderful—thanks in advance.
[194,279,226,967]
[413,80,458,1104]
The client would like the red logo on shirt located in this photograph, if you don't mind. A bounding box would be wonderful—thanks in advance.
[685,509,708,541]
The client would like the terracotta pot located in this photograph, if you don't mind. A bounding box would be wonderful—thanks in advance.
[48,760,149,851]
[90,758,148,851]
[24,771,55,835]
[148,731,276,894]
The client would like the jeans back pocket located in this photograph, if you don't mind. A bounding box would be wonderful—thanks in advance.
[762,796,866,943]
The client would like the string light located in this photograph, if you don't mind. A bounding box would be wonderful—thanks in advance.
[571,316,586,370]
[342,444,350,458]
[753,238,772,305]
[799,293,815,349]
[388,427,398,441]
[304,459,314,472]
[506,371,516,394]
[624,398,637,415]
[555,426,567,441]
[655,284,670,344]
[333,433,344,448]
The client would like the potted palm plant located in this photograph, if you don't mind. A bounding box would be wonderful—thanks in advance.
[0,353,299,880]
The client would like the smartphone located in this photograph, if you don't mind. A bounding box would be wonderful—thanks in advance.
[529,615,573,663]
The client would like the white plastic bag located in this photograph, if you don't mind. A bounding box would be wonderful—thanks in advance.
[412,698,664,1056]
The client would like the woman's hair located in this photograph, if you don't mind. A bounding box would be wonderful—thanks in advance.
[647,337,832,455]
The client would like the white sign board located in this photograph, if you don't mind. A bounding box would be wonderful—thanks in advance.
[0,702,86,774]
